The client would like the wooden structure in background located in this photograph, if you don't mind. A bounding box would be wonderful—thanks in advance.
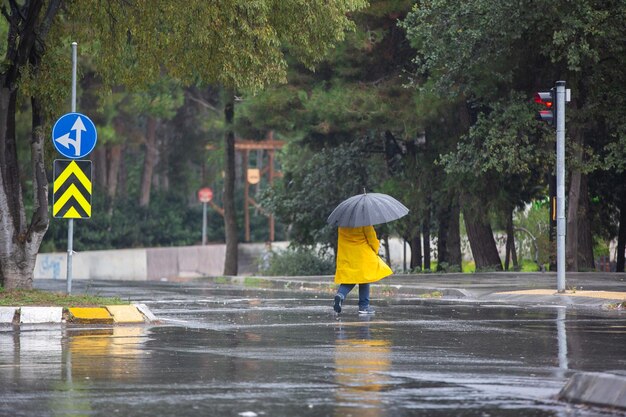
[235,132,284,242]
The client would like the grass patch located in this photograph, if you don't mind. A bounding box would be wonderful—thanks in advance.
[462,261,476,273]
[213,276,230,285]
[418,290,443,299]
[519,260,541,272]
[243,277,272,288]
[373,285,397,296]
[0,288,127,307]
[463,259,541,273]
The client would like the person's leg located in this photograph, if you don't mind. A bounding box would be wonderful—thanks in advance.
[334,284,355,313]
[357,283,370,310]
[337,284,355,299]
[358,283,374,314]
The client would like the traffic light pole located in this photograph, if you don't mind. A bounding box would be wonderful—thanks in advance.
[556,81,566,293]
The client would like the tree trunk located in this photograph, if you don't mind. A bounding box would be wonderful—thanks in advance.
[160,146,170,192]
[566,167,581,271]
[118,145,128,198]
[107,144,122,199]
[139,116,158,207]
[0,87,23,289]
[409,230,422,271]
[577,175,594,270]
[437,204,449,271]
[93,146,107,190]
[462,193,502,271]
[0,93,49,289]
[548,172,557,270]
[446,199,462,270]
[617,186,626,273]
[504,207,518,271]
[0,0,60,288]
[566,131,584,271]
[437,198,462,271]
[223,89,238,275]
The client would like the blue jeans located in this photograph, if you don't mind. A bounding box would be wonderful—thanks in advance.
[337,283,370,310]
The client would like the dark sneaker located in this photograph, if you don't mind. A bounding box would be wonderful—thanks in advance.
[333,295,343,313]
[358,306,375,315]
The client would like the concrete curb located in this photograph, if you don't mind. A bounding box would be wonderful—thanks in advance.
[559,372,626,410]
[68,307,114,324]
[0,304,156,325]
[20,306,63,324]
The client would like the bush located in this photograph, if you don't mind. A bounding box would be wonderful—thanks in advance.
[260,247,335,276]
[515,202,551,266]
[43,191,225,251]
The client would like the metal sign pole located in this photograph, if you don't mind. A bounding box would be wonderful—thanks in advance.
[66,42,77,295]
[202,202,208,245]
[556,80,566,293]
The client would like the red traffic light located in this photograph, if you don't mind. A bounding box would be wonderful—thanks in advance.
[535,90,555,126]
[534,92,553,108]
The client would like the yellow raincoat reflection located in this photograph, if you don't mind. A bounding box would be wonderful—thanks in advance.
[334,323,391,417]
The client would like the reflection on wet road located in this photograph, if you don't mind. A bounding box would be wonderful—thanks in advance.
[1,282,625,416]
[334,321,391,417]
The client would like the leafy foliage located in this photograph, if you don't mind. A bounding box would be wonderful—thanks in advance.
[68,0,367,91]
[263,137,387,248]
[43,192,220,251]
[260,247,335,276]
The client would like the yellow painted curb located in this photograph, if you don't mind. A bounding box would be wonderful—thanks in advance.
[68,307,114,323]
[106,305,146,323]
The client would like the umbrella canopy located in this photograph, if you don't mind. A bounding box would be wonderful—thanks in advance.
[327,192,409,228]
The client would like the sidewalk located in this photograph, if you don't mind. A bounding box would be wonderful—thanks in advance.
[224,271,626,309]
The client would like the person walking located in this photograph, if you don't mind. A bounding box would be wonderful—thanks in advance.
[333,225,393,315]
[326,191,408,314]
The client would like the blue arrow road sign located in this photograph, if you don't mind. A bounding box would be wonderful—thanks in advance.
[52,112,97,159]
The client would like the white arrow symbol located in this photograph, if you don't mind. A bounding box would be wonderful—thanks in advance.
[70,116,86,156]
[55,116,86,156]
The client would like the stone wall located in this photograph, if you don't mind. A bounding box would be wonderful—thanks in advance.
[35,244,228,281]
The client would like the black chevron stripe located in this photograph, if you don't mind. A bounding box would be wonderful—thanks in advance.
[53,172,91,199]
[54,196,90,218]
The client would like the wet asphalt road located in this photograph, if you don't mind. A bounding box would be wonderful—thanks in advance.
[1,280,626,417]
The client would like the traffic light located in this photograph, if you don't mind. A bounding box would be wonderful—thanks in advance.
[534,89,556,126]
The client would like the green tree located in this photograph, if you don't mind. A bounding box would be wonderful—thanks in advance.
[0,0,63,289]
[0,0,365,289]
[264,138,385,250]
[402,0,626,271]
[122,78,184,207]
[80,0,366,276]
[240,1,437,265]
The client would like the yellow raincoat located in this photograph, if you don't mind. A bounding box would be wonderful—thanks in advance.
[334,226,393,284]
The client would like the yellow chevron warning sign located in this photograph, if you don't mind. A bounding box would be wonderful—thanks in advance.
[53,159,92,219]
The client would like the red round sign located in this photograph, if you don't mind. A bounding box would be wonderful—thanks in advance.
[198,187,213,203]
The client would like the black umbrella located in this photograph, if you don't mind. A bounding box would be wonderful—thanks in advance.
[327,192,409,228]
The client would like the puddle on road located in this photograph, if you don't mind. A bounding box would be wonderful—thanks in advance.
[2,292,626,417]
